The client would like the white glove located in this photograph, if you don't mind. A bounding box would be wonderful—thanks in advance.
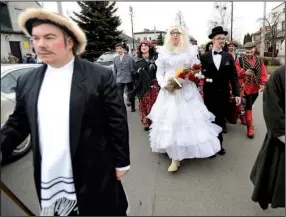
[278,135,285,143]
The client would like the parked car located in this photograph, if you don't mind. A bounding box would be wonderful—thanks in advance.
[95,51,118,73]
[1,64,40,164]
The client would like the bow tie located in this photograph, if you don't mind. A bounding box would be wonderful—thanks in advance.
[214,51,222,55]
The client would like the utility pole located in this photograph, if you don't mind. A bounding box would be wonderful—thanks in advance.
[260,1,266,57]
[230,1,233,41]
[57,1,63,15]
[129,6,135,49]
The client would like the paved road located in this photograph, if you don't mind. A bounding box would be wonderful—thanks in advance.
[1,95,285,216]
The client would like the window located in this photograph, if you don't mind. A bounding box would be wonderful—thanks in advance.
[14,8,22,18]
[1,74,16,94]
[144,37,147,40]
[149,37,152,40]
[282,21,285,31]
[10,68,34,81]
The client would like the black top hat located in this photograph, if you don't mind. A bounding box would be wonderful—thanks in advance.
[208,26,228,39]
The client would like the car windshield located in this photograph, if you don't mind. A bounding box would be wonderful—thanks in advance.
[97,53,116,62]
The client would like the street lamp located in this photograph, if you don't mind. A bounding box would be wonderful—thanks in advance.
[129,6,135,49]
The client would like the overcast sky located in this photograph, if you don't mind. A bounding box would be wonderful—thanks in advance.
[42,1,283,45]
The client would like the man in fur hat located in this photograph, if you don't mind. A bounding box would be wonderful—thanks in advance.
[235,42,268,138]
[1,8,130,216]
[114,42,136,112]
[200,26,241,155]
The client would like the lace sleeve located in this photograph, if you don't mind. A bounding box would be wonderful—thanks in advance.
[155,55,167,88]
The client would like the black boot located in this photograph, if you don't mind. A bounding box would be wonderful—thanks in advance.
[130,98,136,112]
[218,133,226,155]
[144,126,150,131]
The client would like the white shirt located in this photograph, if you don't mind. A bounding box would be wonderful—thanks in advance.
[38,58,74,157]
[119,54,125,61]
[212,49,222,70]
[37,57,130,172]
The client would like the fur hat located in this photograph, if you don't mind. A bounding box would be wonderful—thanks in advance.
[18,8,87,55]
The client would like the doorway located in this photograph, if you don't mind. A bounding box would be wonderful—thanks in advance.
[9,41,22,63]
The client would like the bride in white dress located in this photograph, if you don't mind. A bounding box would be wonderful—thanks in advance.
[147,25,222,172]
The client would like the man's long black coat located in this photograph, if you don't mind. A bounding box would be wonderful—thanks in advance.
[1,56,130,215]
[200,51,240,128]
[250,66,285,209]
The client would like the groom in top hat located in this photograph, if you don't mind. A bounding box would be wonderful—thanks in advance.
[200,26,241,156]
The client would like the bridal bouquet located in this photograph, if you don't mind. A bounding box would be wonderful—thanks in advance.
[164,64,204,93]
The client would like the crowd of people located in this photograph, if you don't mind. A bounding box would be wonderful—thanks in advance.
[0,7,284,216]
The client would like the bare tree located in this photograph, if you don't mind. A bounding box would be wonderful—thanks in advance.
[258,11,284,59]
[175,10,187,27]
[207,2,244,44]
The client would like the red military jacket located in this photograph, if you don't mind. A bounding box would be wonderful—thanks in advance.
[235,55,268,95]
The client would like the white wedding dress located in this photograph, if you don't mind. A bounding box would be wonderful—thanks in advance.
[147,46,222,160]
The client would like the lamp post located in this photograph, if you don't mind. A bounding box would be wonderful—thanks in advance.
[129,6,135,49]
[57,1,63,15]
[260,2,266,57]
[230,1,233,41]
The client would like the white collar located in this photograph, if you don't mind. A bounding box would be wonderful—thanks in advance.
[47,57,75,71]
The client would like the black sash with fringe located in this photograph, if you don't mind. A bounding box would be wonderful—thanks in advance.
[239,56,261,84]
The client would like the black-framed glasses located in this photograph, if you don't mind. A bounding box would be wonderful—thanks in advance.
[170,32,181,36]
[215,37,226,41]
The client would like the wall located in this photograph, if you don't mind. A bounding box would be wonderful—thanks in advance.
[1,33,33,61]
[134,32,166,41]
[1,2,41,61]
[8,1,41,32]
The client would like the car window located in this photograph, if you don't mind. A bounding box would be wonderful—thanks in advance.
[10,67,34,81]
[1,74,17,94]
[97,53,116,62]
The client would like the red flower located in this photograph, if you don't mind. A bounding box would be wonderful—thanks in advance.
[187,72,199,83]
[177,72,185,79]
[193,64,201,71]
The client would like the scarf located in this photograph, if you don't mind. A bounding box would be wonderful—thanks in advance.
[37,58,78,216]
[240,56,261,84]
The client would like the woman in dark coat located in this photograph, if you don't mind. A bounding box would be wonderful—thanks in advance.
[204,41,213,53]
[134,40,159,131]
[250,65,285,210]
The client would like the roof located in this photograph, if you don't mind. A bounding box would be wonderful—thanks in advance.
[272,2,284,11]
[120,33,140,44]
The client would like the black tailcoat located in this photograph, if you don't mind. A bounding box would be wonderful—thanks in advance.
[200,51,240,128]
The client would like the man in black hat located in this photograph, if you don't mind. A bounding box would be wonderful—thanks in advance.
[1,8,130,216]
[200,26,241,156]
[114,42,136,112]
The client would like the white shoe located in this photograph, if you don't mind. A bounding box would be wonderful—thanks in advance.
[168,160,179,172]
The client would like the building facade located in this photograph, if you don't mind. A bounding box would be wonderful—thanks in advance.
[134,29,166,42]
[1,1,42,63]
[251,2,285,55]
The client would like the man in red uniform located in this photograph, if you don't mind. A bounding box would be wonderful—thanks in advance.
[235,42,268,138]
